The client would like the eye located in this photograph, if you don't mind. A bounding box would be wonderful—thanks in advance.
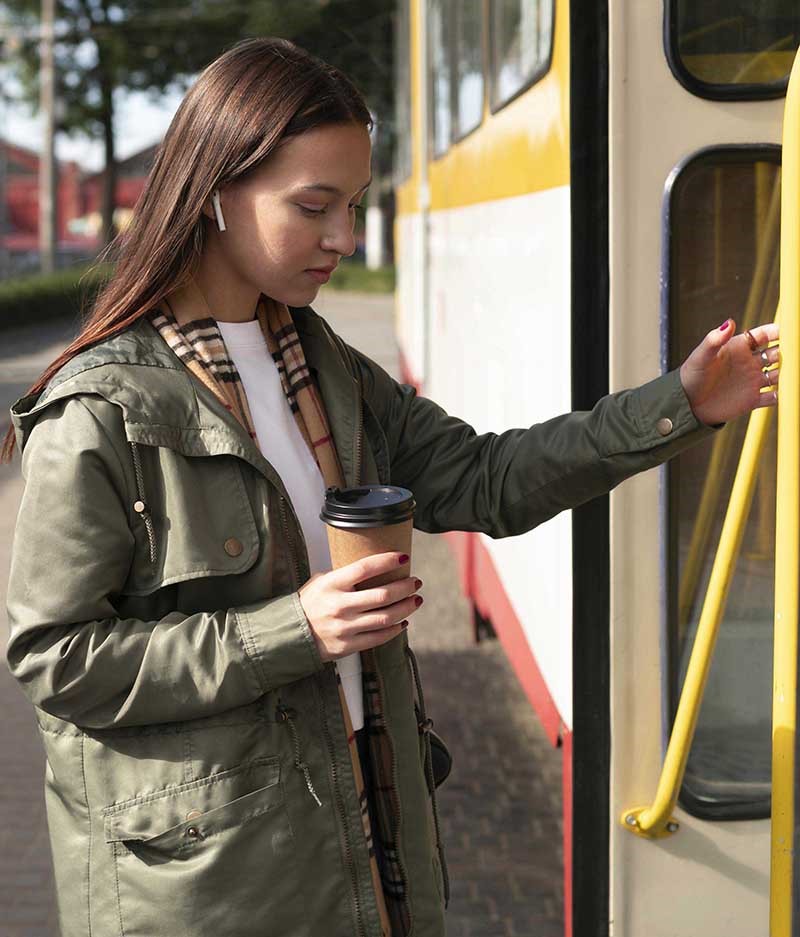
[298,204,326,216]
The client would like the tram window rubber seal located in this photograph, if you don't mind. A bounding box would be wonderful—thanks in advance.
[663,143,781,823]
[663,0,792,102]
[487,0,556,115]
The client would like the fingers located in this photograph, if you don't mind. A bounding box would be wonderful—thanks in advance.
[698,318,737,361]
[345,621,409,654]
[349,591,423,633]
[330,551,410,591]
[754,389,779,409]
[745,322,780,350]
[761,346,781,367]
[762,364,780,387]
[344,576,421,612]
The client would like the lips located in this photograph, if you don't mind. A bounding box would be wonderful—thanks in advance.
[306,269,332,283]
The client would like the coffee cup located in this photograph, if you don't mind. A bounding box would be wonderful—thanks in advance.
[320,485,416,589]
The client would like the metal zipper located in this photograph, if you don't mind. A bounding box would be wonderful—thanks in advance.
[128,441,156,564]
[321,317,364,489]
[374,655,414,929]
[278,496,303,588]
[317,677,367,937]
[406,644,451,907]
[343,328,414,923]
[276,703,322,807]
[353,392,363,488]
[278,490,366,936]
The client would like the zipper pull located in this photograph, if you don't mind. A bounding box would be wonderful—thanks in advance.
[277,704,323,808]
[129,442,157,564]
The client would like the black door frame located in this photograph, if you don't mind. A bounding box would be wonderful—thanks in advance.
[570,2,611,935]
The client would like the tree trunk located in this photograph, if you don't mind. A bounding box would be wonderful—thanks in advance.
[97,44,116,248]
[39,0,57,273]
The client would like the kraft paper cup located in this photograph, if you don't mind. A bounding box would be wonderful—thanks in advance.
[320,486,416,589]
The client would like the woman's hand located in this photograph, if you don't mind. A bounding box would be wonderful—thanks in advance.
[299,552,423,663]
[679,319,780,427]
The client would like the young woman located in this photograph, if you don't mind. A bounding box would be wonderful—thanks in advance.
[2,37,780,937]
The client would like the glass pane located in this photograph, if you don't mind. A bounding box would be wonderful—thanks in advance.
[429,0,452,157]
[394,0,412,182]
[454,0,484,137]
[673,0,800,89]
[669,152,780,816]
[491,0,553,108]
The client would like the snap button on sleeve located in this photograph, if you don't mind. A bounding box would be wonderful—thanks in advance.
[185,809,202,821]
[224,537,244,557]
[133,500,146,514]
[656,417,674,437]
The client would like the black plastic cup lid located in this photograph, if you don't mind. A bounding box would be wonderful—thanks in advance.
[320,485,416,528]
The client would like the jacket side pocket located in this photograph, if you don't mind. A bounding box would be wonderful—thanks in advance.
[103,758,301,937]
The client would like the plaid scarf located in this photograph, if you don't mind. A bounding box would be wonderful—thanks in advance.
[150,293,407,936]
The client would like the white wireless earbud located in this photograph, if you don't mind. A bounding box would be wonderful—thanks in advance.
[211,189,227,232]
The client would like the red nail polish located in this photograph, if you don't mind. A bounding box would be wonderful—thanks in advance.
[719,320,730,331]
[414,578,423,589]
[398,554,410,565]
[414,595,424,607]
[401,620,409,628]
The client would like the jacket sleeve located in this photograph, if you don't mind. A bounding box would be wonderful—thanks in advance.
[347,345,719,538]
[5,396,324,729]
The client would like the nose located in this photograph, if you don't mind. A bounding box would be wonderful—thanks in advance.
[320,209,357,258]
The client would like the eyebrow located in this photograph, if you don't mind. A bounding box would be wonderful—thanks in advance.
[297,177,372,197]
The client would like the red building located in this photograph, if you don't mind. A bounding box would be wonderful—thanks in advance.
[1,138,156,271]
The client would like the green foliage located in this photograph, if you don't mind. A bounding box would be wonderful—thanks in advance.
[328,259,395,294]
[290,0,397,173]
[0,260,393,332]
[1,0,396,175]
[0,263,110,329]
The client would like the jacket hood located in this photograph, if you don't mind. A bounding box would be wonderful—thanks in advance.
[9,306,362,485]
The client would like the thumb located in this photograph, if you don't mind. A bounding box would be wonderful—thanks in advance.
[701,318,736,359]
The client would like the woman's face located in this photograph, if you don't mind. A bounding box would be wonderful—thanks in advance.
[207,122,372,308]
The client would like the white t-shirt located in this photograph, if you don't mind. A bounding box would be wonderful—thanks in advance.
[216,318,363,731]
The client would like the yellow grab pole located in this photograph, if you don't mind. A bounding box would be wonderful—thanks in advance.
[622,398,775,838]
[770,48,800,937]
[678,170,781,629]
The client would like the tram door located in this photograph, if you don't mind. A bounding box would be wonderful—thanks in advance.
[607,2,798,935]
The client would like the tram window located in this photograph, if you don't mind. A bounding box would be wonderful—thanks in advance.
[429,0,452,158]
[453,0,484,140]
[489,0,554,111]
[394,0,412,183]
[667,148,780,819]
[668,1,800,98]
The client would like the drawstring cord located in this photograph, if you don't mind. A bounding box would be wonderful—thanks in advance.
[277,704,323,807]
[128,441,156,564]
[405,644,451,907]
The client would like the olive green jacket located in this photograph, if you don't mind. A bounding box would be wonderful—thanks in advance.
[6,306,712,937]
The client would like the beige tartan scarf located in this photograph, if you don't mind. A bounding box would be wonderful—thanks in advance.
[150,292,396,936]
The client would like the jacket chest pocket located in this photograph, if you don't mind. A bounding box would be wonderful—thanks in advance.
[103,758,301,937]
[123,445,262,596]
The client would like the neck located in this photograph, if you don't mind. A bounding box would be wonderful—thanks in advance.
[170,250,260,323]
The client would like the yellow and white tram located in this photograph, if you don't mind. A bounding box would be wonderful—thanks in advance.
[392,1,800,934]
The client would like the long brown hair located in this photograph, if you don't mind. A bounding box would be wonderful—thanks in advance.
[1,37,372,463]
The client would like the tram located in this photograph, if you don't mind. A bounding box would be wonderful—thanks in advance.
[392,2,800,935]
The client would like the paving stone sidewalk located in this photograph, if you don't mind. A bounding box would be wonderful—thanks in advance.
[0,290,563,936]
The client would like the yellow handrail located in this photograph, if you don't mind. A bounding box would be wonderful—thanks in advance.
[677,172,780,631]
[621,386,776,839]
[770,46,800,937]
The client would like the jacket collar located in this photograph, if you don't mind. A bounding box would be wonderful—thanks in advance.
[10,306,362,488]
